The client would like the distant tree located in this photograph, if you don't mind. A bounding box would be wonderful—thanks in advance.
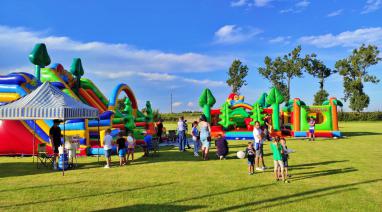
[266,87,285,131]
[258,56,288,99]
[259,46,306,101]
[218,102,235,129]
[70,58,85,91]
[282,46,305,101]
[305,54,336,105]
[116,97,127,111]
[199,88,216,122]
[335,44,381,112]
[28,43,51,82]
[226,59,249,94]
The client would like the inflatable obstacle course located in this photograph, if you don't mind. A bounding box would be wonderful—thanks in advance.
[0,43,155,155]
[200,87,342,140]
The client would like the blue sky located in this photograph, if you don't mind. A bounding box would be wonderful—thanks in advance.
[0,0,381,112]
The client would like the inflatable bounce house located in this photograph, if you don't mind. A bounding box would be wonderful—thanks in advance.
[0,43,155,155]
[199,87,342,140]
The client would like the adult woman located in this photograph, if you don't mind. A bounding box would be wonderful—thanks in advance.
[199,114,211,160]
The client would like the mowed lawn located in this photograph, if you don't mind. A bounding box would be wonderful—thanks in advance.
[0,122,381,211]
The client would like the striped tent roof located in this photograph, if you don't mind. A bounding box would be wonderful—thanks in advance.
[0,82,98,120]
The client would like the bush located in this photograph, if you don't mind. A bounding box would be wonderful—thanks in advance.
[338,112,382,121]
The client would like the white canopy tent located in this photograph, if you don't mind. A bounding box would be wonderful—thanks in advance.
[0,82,99,175]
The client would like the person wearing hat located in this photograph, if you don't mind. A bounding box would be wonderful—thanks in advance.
[49,119,62,170]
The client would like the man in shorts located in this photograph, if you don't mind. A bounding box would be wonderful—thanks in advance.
[253,121,266,171]
[49,119,62,170]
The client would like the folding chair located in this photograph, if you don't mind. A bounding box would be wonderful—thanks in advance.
[36,143,53,169]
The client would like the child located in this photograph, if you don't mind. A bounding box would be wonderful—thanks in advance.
[215,135,229,160]
[246,142,255,175]
[143,132,152,157]
[192,121,200,157]
[103,129,113,168]
[309,117,316,141]
[280,137,290,178]
[116,132,127,166]
[126,132,136,162]
[270,137,288,183]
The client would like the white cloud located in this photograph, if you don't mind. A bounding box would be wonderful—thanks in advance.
[214,25,262,44]
[327,9,343,17]
[362,0,382,14]
[295,0,310,8]
[93,70,225,87]
[299,27,382,48]
[280,0,310,14]
[230,0,247,7]
[269,36,291,45]
[172,102,182,107]
[187,102,194,107]
[254,0,273,7]
[0,25,230,74]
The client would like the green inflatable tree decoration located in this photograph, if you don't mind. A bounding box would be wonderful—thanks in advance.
[250,103,265,126]
[145,101,153,122]
[123,98,136,130]
[218,102,235,129]
[70,58,85,91]
[198,88,216,122]
[28,43,51,82]
[266,87,285,131]
[256,92,270,108]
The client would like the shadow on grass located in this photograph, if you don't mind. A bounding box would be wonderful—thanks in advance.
[288,160,348,169]
[292,167,358,181]
[0,162,54,178]
[94,204,205,212]
[0,181,87,193]
[0,182,175,209]
[342,131,382,137]
[211,178,382,211]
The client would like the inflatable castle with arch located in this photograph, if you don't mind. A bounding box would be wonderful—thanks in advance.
[0,43,155,155]
[199,87,342,140]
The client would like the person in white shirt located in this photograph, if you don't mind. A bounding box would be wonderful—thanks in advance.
[177,117,186,151]
[253,121,266,171]
[103,129,113,168]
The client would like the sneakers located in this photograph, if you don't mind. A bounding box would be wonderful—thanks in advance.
[261,166,267,170]
[53,164,57,170]
[284,180,290,183]
[194,153,199,157]
[104,165,110,168]
[255,167,263,171]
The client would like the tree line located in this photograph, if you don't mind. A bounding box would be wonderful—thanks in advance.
[227,44,381,112]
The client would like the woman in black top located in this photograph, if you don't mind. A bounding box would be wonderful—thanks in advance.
[116,132,127,166]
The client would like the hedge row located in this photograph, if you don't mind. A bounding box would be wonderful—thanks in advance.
[158,112,382,122]
[338,112,382,121]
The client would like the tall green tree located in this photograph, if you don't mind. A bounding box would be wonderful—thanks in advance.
[282,46,304,101]
[305,54,336,105]
[198,88,216,122]
[70,58,85,91]
[28,43,51,82]
[266,87,285,131]
[259,46,306,101]
[226,59,249,94]
[335,44,381,112]
[258,56,288,98]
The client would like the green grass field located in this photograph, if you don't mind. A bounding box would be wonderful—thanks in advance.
[1,122,382,211]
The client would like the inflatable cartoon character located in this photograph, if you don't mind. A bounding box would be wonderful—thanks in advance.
[226,93,244,106]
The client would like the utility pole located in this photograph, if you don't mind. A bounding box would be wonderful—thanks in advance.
[170,91,173,114]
